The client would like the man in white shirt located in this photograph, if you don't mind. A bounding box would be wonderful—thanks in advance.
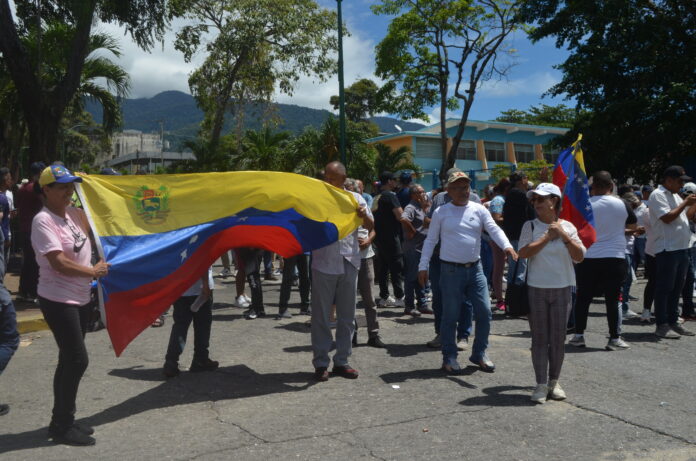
[310,162,374,381]
[569,172,637,350]
[418,172,516,374]
[649,166,696,338]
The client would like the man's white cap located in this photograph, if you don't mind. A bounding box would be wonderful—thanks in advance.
[683,182,696,194]
[527,182,562,199]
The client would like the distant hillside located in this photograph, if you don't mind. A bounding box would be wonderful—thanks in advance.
[85,90,425,144]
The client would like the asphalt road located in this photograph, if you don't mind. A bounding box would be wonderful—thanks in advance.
[2,270,696,460]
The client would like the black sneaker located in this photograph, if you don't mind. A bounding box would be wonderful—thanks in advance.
[276,308,292,319]
[50,426,96,446]
[243,309,257,319]
[162,363,180,378]
[299,305,311,315]
[73,421,95,435]
[190,358,219,373]
[367,336,386,348]
[0,403,8,416]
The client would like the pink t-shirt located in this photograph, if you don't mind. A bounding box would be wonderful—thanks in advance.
[32,207,93,305]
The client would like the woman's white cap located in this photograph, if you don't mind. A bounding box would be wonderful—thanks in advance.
[527,182,562,199]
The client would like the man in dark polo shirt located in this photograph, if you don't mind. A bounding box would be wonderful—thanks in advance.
[503,171,535,285]
[373,171,405,307]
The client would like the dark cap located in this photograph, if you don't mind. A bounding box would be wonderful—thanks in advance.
[379,171,396,183]
[100,167,121,175]
[664,165,692,182]
[641,185,653,193]
[29,161,46,176]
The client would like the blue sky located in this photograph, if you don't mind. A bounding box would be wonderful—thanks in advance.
[101,0,572,124]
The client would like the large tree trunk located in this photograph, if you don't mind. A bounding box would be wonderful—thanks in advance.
[448,100,474,168]
[439,81,450,182]
[25,108,61,164]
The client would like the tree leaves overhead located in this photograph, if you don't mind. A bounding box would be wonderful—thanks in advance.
[519,0,696,181]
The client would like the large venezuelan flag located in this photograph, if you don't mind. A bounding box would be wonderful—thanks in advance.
[76,171,362,356]
[552,135,597,248]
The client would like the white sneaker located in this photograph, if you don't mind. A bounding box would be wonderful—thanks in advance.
[640,309,652,323]
[456,337,468,351]
[218,268,232,278]
[235,295,250,308]
[568,334,585,347]
[393,297,405,308]
[622,309,639,319]
[242,294,252,304]
[531,384,548,404]
[605,337,630,351]
[547,380,567,400]
[377,295,396,307]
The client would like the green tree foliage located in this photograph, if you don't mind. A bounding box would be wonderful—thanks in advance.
[373,143,421,178]
[373,0,523,178]
[329,78,393,123]
[519,0,696,181]
[495,104,582,129]
[490,159,552,183]
[171,0,338,148]
[231,127,292,171]
[0,0,173,164]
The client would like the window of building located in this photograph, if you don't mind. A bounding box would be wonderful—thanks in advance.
[484,141,506,162]
[514,143,534,163]
[415,138,442,159]
[456,140,477,160]
[544,148,560,165]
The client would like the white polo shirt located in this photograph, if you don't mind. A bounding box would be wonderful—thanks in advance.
[649,185,691,253]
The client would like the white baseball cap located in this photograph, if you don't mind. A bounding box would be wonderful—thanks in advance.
[527,182,562,199]
[683,182,696,194]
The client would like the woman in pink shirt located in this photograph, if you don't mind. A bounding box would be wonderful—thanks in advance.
[31,165,109,446]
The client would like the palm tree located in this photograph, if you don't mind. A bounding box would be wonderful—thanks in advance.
[373,142,421,177]
[232,126,291,171]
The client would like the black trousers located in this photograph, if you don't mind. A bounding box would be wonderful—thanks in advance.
[165,295,213,366]
[643,254,656,312]
[375,243,404,300]
[19,233,39,298]
[279,255,310,308]
[574,257,627,339]
[40,297,90,432]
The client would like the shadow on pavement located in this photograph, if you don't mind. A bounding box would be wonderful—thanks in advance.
[0,427,55,455]
[564,345,606,353]
[385,343,435,358]
[274,321,311,333]
[459,385,535,407]
[620,331,661,343]
[380,367,477,389]
[211,313,244,321]
[393,317,434,325]
[82,364,315,428]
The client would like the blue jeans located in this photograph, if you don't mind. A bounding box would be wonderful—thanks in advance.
[506,240,527,285]
[439,261,491,362]
[429,258,472,338]
[654,249,689,325]
[0,301,19,374]
[681,246,696,314]
[404,248,427,309]
[633,238,646,270]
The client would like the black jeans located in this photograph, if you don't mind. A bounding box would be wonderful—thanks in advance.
[165,295,213,366]
[40,297,90,433]
[375,243,404,300]
[279,255,310,308]
[19,233,39,298]
[575,258,627,339]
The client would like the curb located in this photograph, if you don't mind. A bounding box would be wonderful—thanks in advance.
[17,313,49,335]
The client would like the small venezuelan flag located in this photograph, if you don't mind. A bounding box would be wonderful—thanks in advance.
[77,171,362,356]
[552,134,597,248]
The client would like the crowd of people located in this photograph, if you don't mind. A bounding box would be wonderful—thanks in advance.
[0,159,695,446]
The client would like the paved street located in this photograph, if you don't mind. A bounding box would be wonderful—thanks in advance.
[2,268,696,460]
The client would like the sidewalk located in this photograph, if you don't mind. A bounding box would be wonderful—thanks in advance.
[4,269,48,334]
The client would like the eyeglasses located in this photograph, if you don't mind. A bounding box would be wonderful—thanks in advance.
[65,219,87,253]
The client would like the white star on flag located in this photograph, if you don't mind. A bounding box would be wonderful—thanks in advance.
[180,249,187,261]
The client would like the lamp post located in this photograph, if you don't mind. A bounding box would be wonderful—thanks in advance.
[336,0,347,166]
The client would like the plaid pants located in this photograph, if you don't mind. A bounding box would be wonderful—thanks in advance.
[527,286,572,384]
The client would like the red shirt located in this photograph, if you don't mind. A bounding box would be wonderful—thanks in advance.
[16,181,44,233]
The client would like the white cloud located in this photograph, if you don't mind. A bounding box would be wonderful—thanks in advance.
[477,72,560,98]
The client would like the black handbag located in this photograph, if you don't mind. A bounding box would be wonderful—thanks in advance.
[505,222,533,317]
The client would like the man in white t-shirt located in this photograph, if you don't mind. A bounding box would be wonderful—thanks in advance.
[569,171,637,350]
[418,172,516,374]
[649,166,696,338]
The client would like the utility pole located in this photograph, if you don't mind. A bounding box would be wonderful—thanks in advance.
[336,0,346,166]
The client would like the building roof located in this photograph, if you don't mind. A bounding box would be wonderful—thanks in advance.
[366,118,570,143]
